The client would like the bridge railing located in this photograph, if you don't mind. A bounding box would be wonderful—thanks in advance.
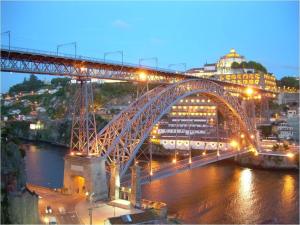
[1,45,188,75]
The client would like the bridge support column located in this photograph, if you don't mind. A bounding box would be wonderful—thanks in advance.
[63,155,108,201]
[130,164,142,208]
[109,162,120,200]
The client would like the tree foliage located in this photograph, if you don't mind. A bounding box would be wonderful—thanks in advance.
[276,76,299,89]
[231,61,267,73]
[9,74,45,94]
[51,77,71,87]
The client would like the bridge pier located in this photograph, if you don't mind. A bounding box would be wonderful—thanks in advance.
[109,162,120,200]
[130,164,142,208]
[63,155,108,201]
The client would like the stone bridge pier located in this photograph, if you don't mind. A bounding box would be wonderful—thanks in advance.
[109,163,142,208]
[63,155,108,201]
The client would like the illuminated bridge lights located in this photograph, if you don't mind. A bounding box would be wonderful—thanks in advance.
[245,87,254,96]
[230,140,239,148]
[286,152,295,158]
[139,71,147,81]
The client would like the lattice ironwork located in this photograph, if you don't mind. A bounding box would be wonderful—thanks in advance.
[94,79,258,177]
[0,47,277,96]
[70,78,98,155]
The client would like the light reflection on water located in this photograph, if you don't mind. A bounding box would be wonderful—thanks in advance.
[23,141,299,224]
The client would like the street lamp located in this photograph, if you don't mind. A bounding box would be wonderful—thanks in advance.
[245,87,254,96]
[168,63,187,74]
[286,152,294,158]
[139,71,147,81]
[104,50,123,65]
[57,42,77,57]
[88,205,100,225]
[230,140,239,148]
[1,30,11,50]
[139,57,158,92]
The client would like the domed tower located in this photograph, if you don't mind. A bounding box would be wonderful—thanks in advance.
[216,49,245,74]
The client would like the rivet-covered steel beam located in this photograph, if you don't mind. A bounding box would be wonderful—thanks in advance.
[95,79,258,177]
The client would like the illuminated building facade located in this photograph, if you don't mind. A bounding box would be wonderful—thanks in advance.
[218,73,277,91]
[151,95,229,151]
[186,49,277,91]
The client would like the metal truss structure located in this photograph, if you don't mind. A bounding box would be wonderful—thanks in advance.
[70,78,98,155]
[0,47,189,83]
[95,79,258,177]
[1,47,277,97]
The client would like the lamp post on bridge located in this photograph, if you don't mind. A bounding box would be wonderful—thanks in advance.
[1,30,11,51]
[56,41,77,58]
[104,50,124,65]
[139,57,158,92]
[168,63,187,74]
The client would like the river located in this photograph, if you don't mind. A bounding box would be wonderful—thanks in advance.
[23,141,299,224]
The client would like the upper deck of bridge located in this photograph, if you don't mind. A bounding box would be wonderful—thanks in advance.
[1,46,277,95]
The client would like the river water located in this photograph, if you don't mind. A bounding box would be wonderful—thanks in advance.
[23,141,299,224]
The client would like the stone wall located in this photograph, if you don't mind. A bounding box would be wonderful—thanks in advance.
[7,188,40,224]
[235,152,299,169]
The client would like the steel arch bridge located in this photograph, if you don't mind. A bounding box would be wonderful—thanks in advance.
[94,79,258,177]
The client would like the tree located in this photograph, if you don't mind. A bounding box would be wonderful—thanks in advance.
[277,76,299,89]
[231,62,240,69]
[9,74,45,94]
[230,60,267,73]
[51,77,70,86]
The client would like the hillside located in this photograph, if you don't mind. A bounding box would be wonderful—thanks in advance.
[1,75,142,146]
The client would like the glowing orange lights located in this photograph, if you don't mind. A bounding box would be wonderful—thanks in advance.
[250,134,255,139]
[202,151,206,156]
[139,71,147,81]
[240,134,245,138]
[188,158,192,164]
[286,153,294,158]
[230,140,238,148]
[245,87,254,96]
[172,158,177,163]
[70,152,75,156]
[150,170,153,176]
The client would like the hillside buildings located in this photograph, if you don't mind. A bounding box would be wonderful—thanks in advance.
[187,48,277,91]
[151,95,230,152]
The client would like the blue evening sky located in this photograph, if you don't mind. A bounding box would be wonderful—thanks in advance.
[1,1,299,93]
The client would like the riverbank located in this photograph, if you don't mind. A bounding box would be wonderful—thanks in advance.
[234,152,299,170]
[20,137,69,148]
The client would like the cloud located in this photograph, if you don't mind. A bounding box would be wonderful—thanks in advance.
[112,19,130,29]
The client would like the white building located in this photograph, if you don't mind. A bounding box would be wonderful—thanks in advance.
[152,95,230,152]
[287,109,298,118]
[8,109,21,115]
[186,48,247,77]
[160,139,229,151]
[36,107,46,112]
[48,89,59,94]
[216,49,246,74]
[276,121,294,140]
[37,89,48,95]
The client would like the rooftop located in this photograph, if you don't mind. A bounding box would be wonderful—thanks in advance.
[220,48,245,59]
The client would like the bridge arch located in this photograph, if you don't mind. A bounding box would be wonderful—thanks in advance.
[96,79,257,177]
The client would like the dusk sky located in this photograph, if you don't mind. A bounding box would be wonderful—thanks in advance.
[1,1,299,93]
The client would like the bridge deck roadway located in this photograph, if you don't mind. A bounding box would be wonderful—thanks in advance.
[1,47,276,95]
[121,150,250,186]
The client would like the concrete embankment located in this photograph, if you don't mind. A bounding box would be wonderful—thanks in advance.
[234,152,299,170]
